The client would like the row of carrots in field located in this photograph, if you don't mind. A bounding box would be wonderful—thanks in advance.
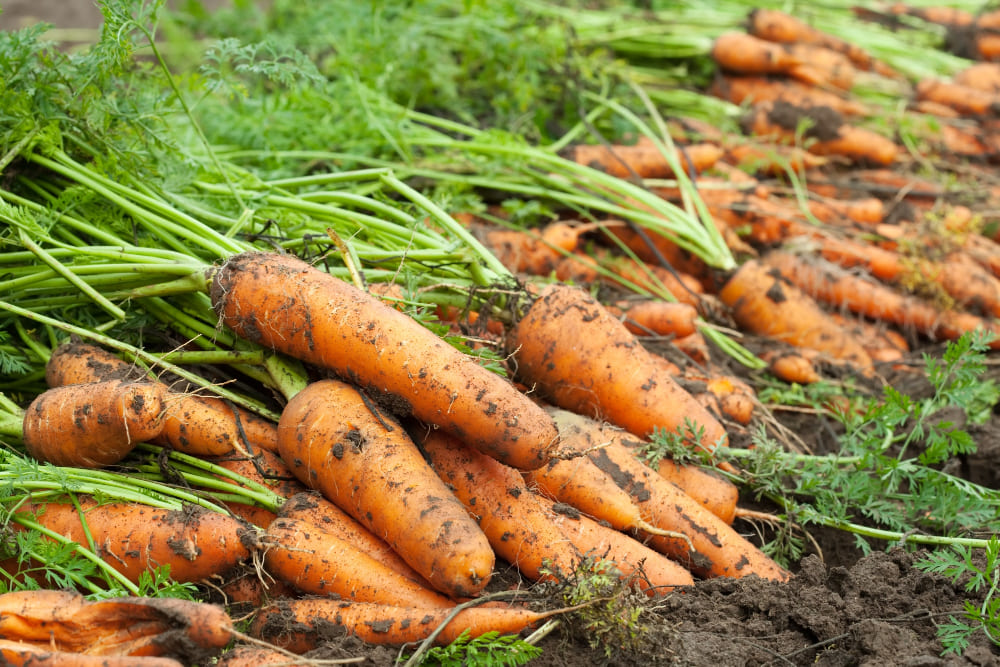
[3,251,795,665]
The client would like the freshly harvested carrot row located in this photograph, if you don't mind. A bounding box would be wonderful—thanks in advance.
[547,407,789,581]
[262,517,453,608]
[250,599,556,652]
[546,502,695,594]
[418,429,581,582]
[708,73,870,117]
[13,497,257,585]
[915,78,1000,116]
[506,283,730,462]
[22,380,167,468]
[276,378,495,599]
[605,299,699,338]
[743,100,898,166]
[45,341,279,456]
[568,140,724,179]
[718,257,874,369]
[277,491,428,585]
[762,251,1000,348]
[212,251,558,471]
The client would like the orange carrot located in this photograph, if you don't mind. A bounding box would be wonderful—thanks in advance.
[506,283,730,462]
[211,251,558,470]
[14,497,256,585]
[547,407,789,581]
[215,646,306,667]
[761,349,823,384]
[568,141,724,179]
[828,312,909,363]
[718,257,874,369]
[210,449,308,528]
[213,564,298,609]
[418,429,582,582]
[277,491,428,585]
[250,599,556,652]
[805,197,885,227]
[474,220,585,276]
[262,517,453,607]
[276,378,494,599]
[708,73,870,116]
[45,341,279,457]
[724,142,829,175]
[711,32,814,81]
[783,42,857,90]
[761,251,1000,347]
[601,222,710,282]
[605,299,699,338]
[915,78,1000,116]
[22,380,167,468]
[889,3,974,27]
[546,501,695,594]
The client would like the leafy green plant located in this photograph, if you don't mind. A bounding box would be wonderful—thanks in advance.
[403,629,542,667]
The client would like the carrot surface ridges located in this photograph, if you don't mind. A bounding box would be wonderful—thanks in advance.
[276,378,495,599]
[211,250,558,470]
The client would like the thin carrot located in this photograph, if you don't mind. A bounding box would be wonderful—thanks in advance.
[22,380,167,468]
[568,140,724,179]
[718,257,873,369]
[276,378,495,599]
[211,251,558,470]
[215,646,304,667]
[474,220,585,276]
[827,312,909,363]
[0,642,184,667]
[605,299,699,338]
[213,564,298,609]
[889,3,974,28]
[546,501,695,594]
[547,407,789,581]
[805,197,885,227]
[250,598,559,652]
[915,78,1000,116]
[262,517,454,607]
[14,497,257,585]
[724,142,829,175]
[418,429,581,582]
[505,283,730,463]
[708,73,870,116]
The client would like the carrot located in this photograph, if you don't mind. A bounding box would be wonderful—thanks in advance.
[13,497,257,584]
[724,142,829,175]
[211,251,558,470]
[711,32,815,82]
[761,250,1000,348]
[605,299,699,338]
[474,220,585,276]
[250,598,556,652]
[22,380,167,468]
[915,78,1000,116]
[276,378,494,599]
[0,589,232,661]
[418,429,581,582]
[718,257,873,369]
[211,449,308,527]
[601,222,710,282]
[547,407,789,581]
[505,283,730,462]
[277,491,428,585]
[708,73,870,116]
[262,517,453,607]
[828,312,909,363]
[45,341,279,457]
[782,42,857,91]
[546,502,695,593]
[0,643,184,667]
[889,3,974,28]
[743,100,898,166]
[805,197,885,227]
[212,564,298,609]
[215,646,305,667]
[568,140,724,179]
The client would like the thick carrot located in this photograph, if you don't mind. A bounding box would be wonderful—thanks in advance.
[277,491,429,585]
[14,497,256,584]
[710,32,807,79]
[708,73,870,116]
[568,141,724,179]
[262,517,453,607]
[548,407,789,581]
[915,78,1000,116]
[606,299,699,338]
[250,598,554,652]
[418,429,581,582]
[761,251,1000,347]
[718,257,874,369]
[505,283,730,462]
[211,251,558,470]
[276,378,494,599]
[547,502,695,593]
[45,341,279,456]
[22,380,167,468]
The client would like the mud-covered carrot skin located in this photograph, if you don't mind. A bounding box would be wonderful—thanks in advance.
[211,251,558,470]
[276,378,495,599]
[22,380,167,468]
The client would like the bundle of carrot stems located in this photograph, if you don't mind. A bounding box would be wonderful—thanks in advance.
[4,0,1000,663]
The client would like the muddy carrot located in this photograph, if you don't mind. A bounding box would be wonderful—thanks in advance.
[474,220,585,276]
[708,73,870,116]
[915,78,1000,116]
[211,251,558,470]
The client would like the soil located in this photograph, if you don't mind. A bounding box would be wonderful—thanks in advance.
[7,3,1000,667]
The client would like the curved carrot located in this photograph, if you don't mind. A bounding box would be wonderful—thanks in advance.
[418,429,581,582]
[276,378,495,599]
[505,283,729,462]
[262,517,453,607]
[14,497,256,585]
[548,407,789,581]
[22,380,167,468]
[211,251,558,470]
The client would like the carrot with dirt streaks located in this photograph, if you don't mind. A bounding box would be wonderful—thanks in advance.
[22,380,166,468]
[262,517,453,607]
[418,429,581,582]
[547,407,789,581]
[505,283,730,462]
[276,378,494,599]
[211,251,558,470]
[13,497,256,585]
